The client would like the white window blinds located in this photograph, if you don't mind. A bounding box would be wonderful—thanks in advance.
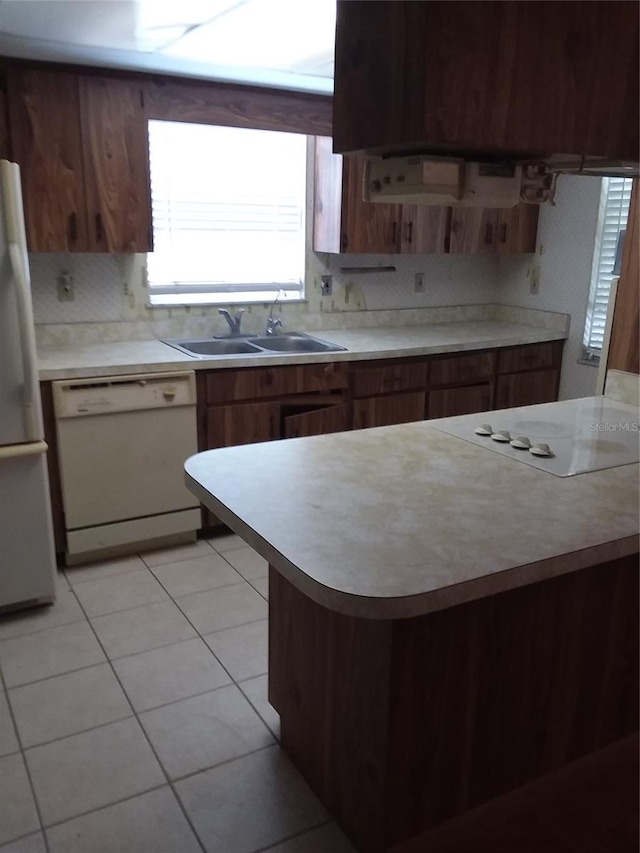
[583,177,633,356]
[147,120,307,305]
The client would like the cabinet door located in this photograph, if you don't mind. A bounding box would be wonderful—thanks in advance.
[80,76,153,252]
[400,205,450,253]
[449,208,499,254]
[496,371,559,409]
[7,68,88,251]
[353,392,425,430]
[496,204,539,254]
[206,402,280,448]
[283,404,348,438]
[342,156,400,253]
[428,384,493,419]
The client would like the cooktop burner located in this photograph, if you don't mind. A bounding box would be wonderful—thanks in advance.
[431,398,640,477]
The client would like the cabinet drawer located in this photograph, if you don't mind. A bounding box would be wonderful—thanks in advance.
[429,352,495,387]
[428,384,493,419]
[498,342,560,374]
[206,402,280,447]
[496,371,559,409]
[206,362,347,403]
[352,392,426,429]
[351,361,428,398]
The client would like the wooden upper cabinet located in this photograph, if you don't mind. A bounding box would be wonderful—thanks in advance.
[450,204,539,254]
[7,68,88,251]
[79,76,152,252]
[333,1,639,164]
[607,180,639,375]
[6,66,152,252]
[496,205,539,254]
[399,205,449,253]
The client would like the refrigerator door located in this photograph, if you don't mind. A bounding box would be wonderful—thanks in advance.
[0,441,56,607]
[0,159,43,446]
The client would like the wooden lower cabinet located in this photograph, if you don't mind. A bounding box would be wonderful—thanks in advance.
[283,404,349,438]
[353,392,426,429]
[206,402,280,448]
[428,384,493,419]
[496,370,559,409]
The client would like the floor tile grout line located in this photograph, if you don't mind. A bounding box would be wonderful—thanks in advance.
[0,613,87,644]
[138,539,218,570]
[64,583,209,853]
[63,563,149,587]
[5,659,112,693]
[252,818,334,853]
[0,662,52,853]
[20,712,136,753]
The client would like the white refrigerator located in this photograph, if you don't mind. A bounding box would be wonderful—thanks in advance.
[0,159,56,609]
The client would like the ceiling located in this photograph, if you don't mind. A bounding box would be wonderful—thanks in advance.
[0,0,336,93]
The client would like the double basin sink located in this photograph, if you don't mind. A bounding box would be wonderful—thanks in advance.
[163,332,347,358]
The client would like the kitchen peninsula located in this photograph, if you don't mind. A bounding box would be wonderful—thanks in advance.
[185,396,639,853]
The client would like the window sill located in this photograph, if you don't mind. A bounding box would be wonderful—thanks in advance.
[577,357,600,368]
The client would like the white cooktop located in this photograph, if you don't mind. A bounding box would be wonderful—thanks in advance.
[432,397,640,477]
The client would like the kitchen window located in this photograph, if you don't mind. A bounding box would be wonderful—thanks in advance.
[582,177,633,360]
[146,120,307,306]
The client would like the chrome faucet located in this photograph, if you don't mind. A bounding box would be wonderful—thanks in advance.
[265,291,284,336]
[218,308,244,336]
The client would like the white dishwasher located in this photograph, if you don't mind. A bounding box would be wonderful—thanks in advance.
[53,371,200,564]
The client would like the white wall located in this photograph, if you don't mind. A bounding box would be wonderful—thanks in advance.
[498,175,602,400]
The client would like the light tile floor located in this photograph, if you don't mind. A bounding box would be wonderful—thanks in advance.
[0,533,355,853]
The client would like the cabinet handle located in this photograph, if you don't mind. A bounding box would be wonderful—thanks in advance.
[95,212,103,244]
[407,221,413,244]
[484,223,493,244]
[67,212,77,245]
[392,221,397,244]
[500,223,508,243]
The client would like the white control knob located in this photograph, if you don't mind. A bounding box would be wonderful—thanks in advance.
[474,424,493,436]
[530,443,553,457]
[491,429,511,442]
[510,435,532,449]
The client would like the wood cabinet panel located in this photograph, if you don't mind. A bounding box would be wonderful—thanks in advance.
[7,68,88,251]
[450,208,500,254]
[353,392,426,429]
[429,384,493,419]
[313,136,343,254]
[206,363,348,404]
[497,204,539,254]
[333,1,639,163]
[206,402,280,448]
[400,205,449,253]
[430,352,495,387]
[80,76,152,252]
[351,361,428,398]
[496,370,559,409]
[608,180,639,375]
[283,404,349,438]
[498,342,560,374]
[342,156,400,253]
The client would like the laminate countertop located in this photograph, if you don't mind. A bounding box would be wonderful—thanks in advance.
[185,396,640,619]
[37,320,566,381]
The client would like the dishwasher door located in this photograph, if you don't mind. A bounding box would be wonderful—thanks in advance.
[53,372,200,556]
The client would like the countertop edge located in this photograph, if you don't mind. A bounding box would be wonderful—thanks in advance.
[185,470,639,620]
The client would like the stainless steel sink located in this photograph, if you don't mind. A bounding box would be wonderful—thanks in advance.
[250,333,347,353]
[164,339,263,356]
[163,332,346,358]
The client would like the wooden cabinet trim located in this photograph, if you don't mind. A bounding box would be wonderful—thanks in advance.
[498,341,563,374]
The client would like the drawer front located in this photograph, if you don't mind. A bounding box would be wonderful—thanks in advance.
[352,392,426,429]
[429,351,495,387]
[498,342,558,374]
[496,371,559,409]
[351,362,428,398]
[206,362,347,403]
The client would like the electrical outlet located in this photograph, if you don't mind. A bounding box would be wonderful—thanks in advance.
[529,265,540,295]
[56,271,75,302]
[414,273,425,293]
[321,274,333,296]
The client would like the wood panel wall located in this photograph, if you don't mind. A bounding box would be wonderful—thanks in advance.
[608,179,639,375]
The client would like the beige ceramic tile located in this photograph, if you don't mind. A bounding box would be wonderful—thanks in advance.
[0,588,85,642]
[207,532,247,553]
[204,619,268,681]
[0,754,40,846]
[64,555,147,587]
[46,787,202,853]
[238,675,280,738]
[26,718,165,826]
[72,570,168,618]
[150,553,242,598]
[176,582,267,635]
[0,832,46,853]
[249,576,269,600]
[91,600,196,660]
[9,664,132,747]
[140,684,274,780]
[112,638,230,712]
[175,746,327,853]
[54,570,71,592]
[141,539,214,568]
[0,621,106,688]
[222,546,268,580]
[0,691,19,756]
[263,823,356,852]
